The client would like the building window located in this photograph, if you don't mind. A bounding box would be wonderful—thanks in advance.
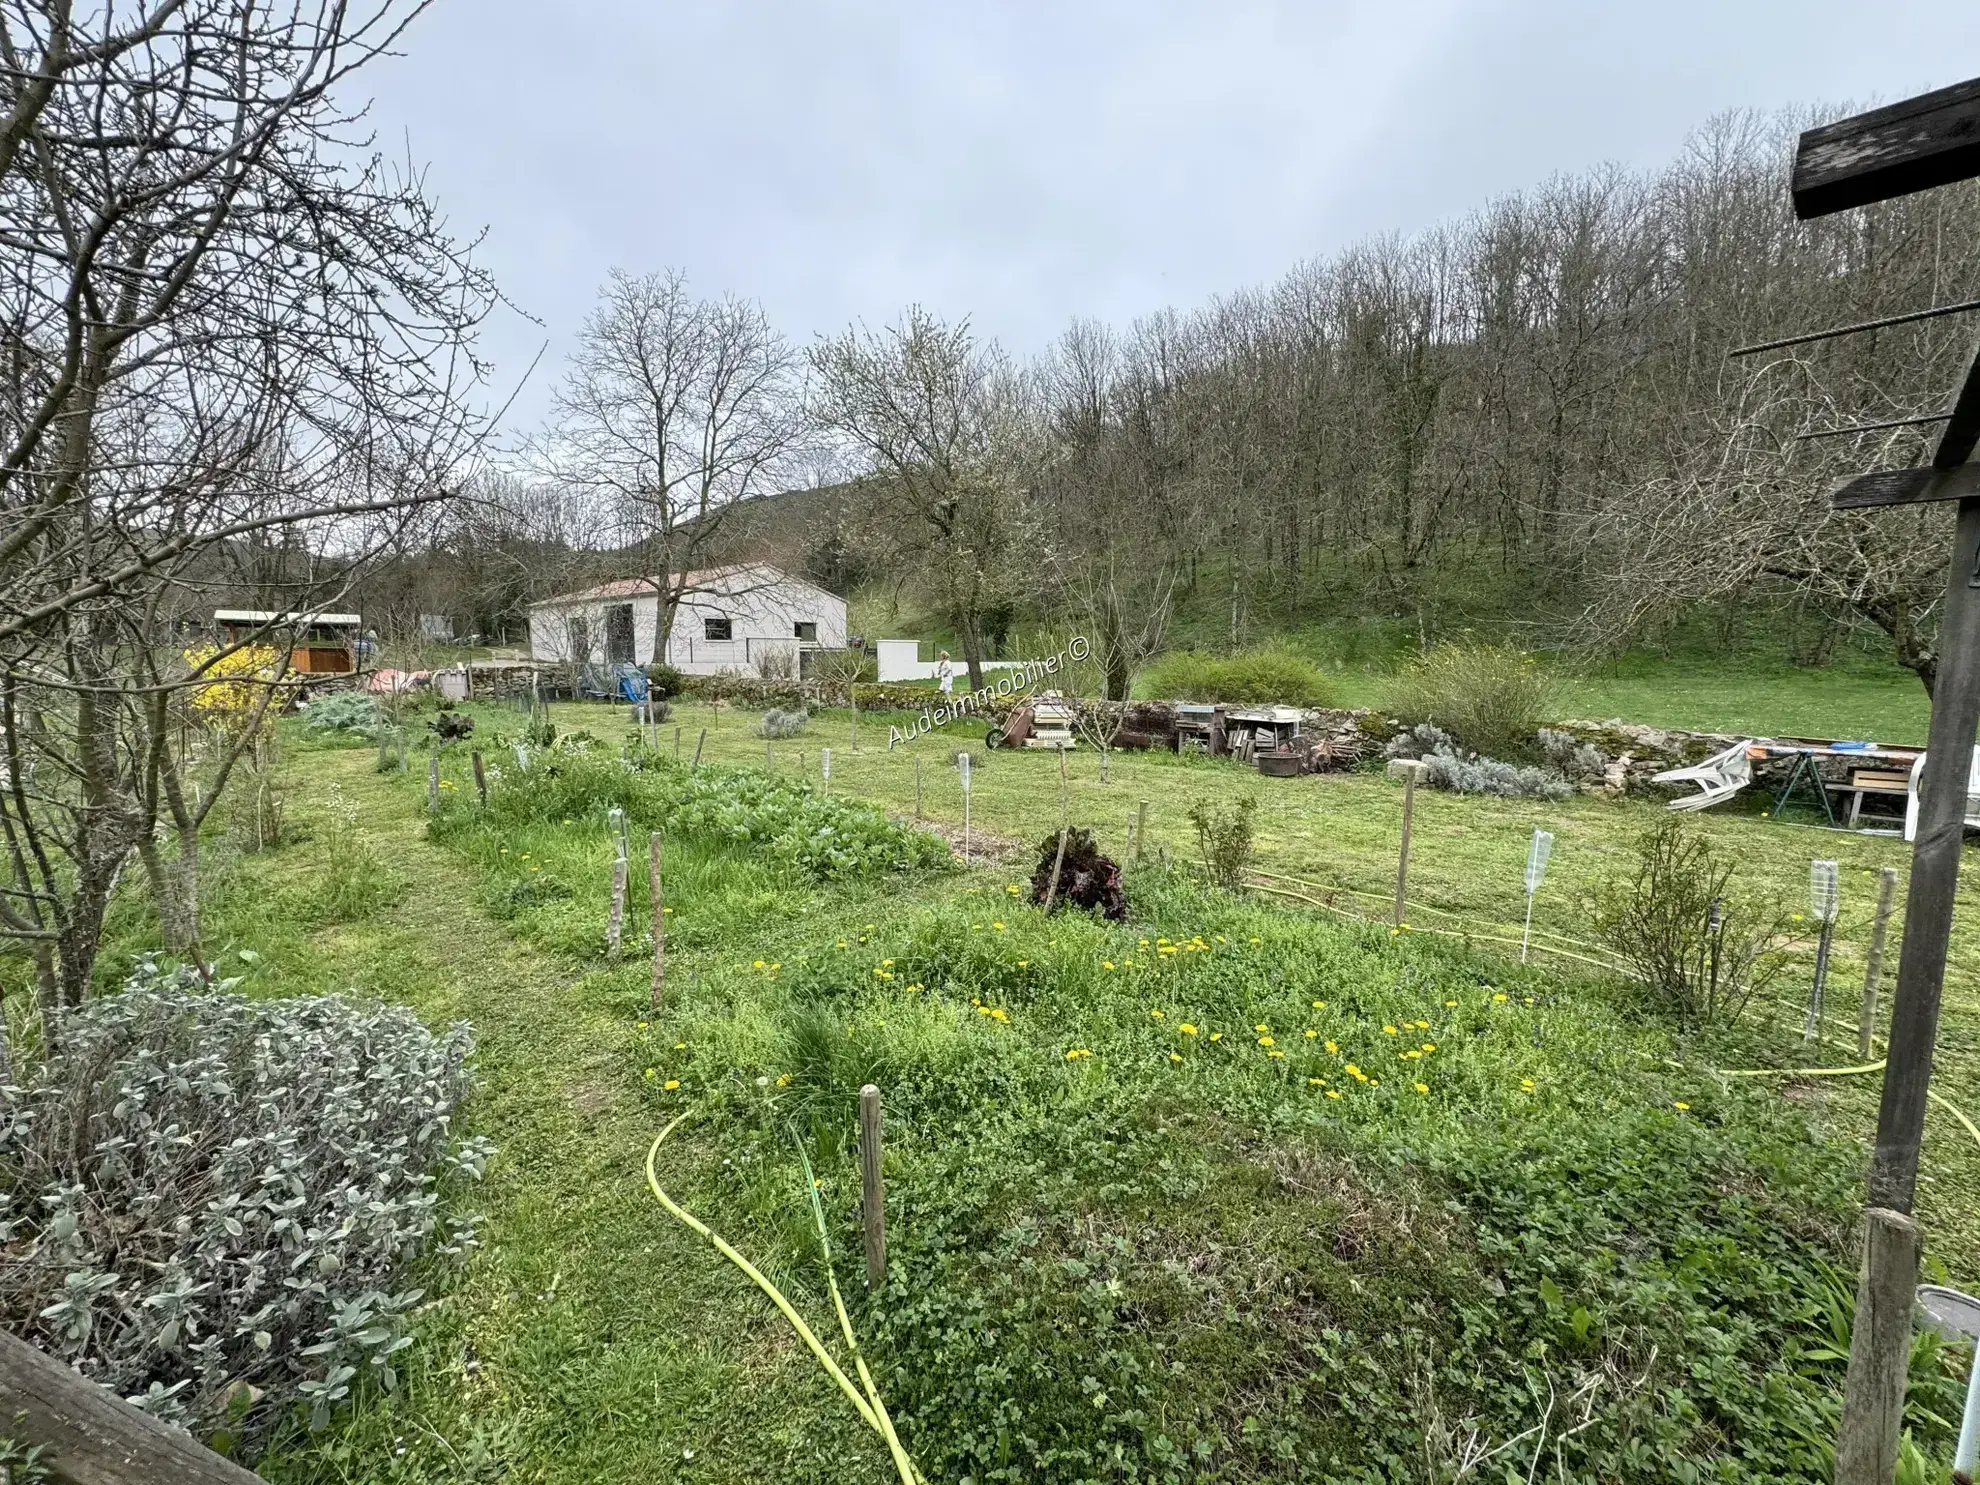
[704,615,732,642]
[794,621,818,642]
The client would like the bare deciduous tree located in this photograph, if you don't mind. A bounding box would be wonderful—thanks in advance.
[810,307,1039,691]
[537,268,806,657]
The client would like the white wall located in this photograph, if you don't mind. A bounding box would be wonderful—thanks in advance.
[874,638,1036,683]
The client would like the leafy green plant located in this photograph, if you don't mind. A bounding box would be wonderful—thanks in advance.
[644,661,686,699]
[1186,795,1258,892]
[1141,647,1332,706]
[1588,816,1791,1027]
[1382,641,1556,760]
[318,782,397,921]
[300,691,381,739]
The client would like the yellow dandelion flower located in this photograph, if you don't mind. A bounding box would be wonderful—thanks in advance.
[1307,1077,1325,1087]
[1017,959,1030,968]
[1254,1023,1270,1033]
[776,1074,791,1087]
[1169,1052,1183,1064]
[1150,1009,1164,1019]
[1413,1082,1429,1095]
[1520,1077,1536,1092]
[1326,1089,1342,1100]
[1209,1032,1223,1042]
[1178,1023,1198,1036]
[1382,1025,1399,1035]
[1422,1042,1436,1052]
[1257,1035,1275,1047]
[663,1079,680,1091]
[1305,1030,1318,1039]
[1311,1000,1327,1010]
[1267,1050,1285,1060]
[992,921,1006,931]
[643,1068,656,1079]
[1065,1048,1092,1061]
[1325,1040,1339,1054]
[1673,1101,1691,1111]
[1493,993,1509,1004]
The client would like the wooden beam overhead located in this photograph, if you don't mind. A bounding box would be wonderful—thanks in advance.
[1793,77,1980,219]
[1832,463,1980,510]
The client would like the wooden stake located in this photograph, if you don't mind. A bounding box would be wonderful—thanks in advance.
[692,728,706,769]
[674,725,681,761]
[1859,865,1900,1058]
[1043,822,1071,909]
[1134,799,1148,865]
[859,1084,885,1289]
[649,831,666,1007]
[471,749,487,807]
[427,754,439,811]
[1394,765,1419,927]
[1837,1207,1921,1485]
[607,851,628,959]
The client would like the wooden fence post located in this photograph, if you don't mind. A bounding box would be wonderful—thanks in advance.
[471,749,487,807]
[0,1328,264,1483]
[427,754,439,811]
[1393,763,1421,927]
[649,830,666,1007]
[860,1084,886,1289]
[692,728,706,769]
[674,725,681,761]
[1837,1207,1920,1485]
[1859,865,1900,1057]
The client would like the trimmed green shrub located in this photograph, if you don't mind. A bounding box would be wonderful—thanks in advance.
[1381,641,1555,760]
[1140,647,1332,706]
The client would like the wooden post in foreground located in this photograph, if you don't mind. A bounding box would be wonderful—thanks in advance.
[859,1084,885,1288]
[1838,1207,1922,1485]
[674,725,681,761]
[1859,865,1900,1058]
[1393,762,1422,927]
[471,749,487,807]
[648,830,666,1007]
[1043,823,1072,909]
[427,754,439,811]
[692,728,706,769]
[0,1328,263,1484]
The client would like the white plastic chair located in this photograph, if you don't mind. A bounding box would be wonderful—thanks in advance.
[1902,747,1980,842]
[1652,741,1754,812]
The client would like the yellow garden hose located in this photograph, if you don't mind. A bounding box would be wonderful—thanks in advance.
[643,1117,921,1484]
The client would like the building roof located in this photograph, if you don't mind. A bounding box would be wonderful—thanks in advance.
[529,563,840,609]
[214,609,362,626]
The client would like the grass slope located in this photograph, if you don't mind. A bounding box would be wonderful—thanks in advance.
[51,704,1980,1481]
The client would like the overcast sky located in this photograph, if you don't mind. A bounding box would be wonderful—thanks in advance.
[359,1,1980,441]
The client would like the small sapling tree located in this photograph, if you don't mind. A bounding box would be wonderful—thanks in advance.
[1588,816,1792,1028]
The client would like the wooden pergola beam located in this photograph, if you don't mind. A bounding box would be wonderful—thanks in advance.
[1794,77,1980,220]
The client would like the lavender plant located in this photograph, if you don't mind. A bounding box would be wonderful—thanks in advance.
[0,960,490,1456]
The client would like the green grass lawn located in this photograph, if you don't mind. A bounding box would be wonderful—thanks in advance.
[42,693,1980,1482]
[1325,657,1931,744]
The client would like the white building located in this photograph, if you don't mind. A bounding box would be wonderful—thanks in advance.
[527,564,847,677]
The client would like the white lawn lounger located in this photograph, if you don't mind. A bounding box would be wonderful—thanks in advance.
[1902,747,1980,842]
[1653,741,1754,812]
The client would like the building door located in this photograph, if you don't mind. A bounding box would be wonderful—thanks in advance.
[605,603,635,664]
[566,615,591,664]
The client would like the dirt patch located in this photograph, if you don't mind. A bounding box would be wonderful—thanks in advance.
[892,812,1030,865]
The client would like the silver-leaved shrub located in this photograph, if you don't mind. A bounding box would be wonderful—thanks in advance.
[0,959,491,1455]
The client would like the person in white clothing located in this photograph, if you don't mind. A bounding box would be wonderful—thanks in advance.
[936,650,955,694]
